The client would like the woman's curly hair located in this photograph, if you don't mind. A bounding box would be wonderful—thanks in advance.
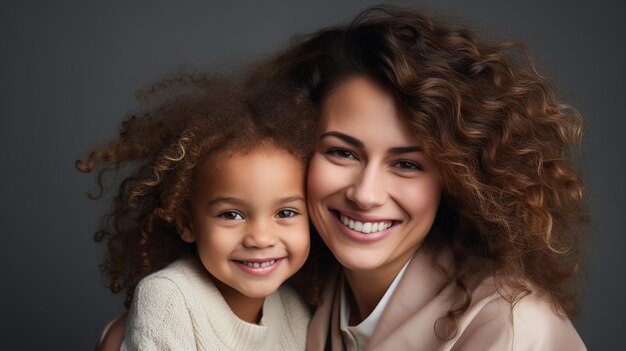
[77,75,317,308]
[248,5,588,339]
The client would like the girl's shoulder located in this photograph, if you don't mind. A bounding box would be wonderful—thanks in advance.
[131,257,204,307]
[262,285,310,349]
[275,284,312,318]
[123,259,198,350]
[137,257,207,289]
[130,257,216,318]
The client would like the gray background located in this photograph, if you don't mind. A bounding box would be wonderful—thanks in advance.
[1,0,623,349]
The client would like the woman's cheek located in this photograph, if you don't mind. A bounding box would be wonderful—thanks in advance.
[307,154,337,200]
[392,176,441,219]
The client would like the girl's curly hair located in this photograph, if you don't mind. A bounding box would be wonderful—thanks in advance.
[77,76,317,308]
[248,5,588,339]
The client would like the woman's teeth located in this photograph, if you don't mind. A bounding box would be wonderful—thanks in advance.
[340,214,392,233]
[241,259,276,268]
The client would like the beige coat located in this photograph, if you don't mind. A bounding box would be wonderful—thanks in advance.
[306,249,585,351]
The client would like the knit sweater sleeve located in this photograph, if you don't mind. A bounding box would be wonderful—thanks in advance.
[121,275,196,351]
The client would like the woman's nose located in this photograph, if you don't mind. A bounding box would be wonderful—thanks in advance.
[345,164,388,210]
[243,219,277,248]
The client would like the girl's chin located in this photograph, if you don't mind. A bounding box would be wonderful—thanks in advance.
[236,285,280,300]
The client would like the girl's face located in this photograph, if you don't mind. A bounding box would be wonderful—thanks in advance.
[179,145,309,300]
[307,77,441,277]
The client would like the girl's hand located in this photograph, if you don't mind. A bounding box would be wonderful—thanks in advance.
[95,313,127,351]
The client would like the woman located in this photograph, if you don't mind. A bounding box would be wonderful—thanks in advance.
[248,5,587,350]
[99,5,588,350]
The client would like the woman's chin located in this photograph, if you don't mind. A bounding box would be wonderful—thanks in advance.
[333,248,389,273]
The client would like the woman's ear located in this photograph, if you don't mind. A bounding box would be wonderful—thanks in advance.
[175,208,195,243]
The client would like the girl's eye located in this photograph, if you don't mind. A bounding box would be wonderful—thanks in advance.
[393,160,423,171]
[276,209,299,218]
[219,211,244,220]
[327,148,357,160]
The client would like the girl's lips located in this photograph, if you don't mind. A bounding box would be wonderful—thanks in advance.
[331,210,396,242]
[233,258,284,276]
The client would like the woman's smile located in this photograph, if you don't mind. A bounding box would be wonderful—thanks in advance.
[336,210,395,234]
[330,209,398,242]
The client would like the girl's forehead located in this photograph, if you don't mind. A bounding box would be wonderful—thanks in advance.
[192,144,306,200]
[200,143,303,173]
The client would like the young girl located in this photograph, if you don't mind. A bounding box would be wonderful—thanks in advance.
[78,76,317,350]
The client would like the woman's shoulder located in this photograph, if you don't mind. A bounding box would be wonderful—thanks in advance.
[453,287,586,351]
[509,294,585,350]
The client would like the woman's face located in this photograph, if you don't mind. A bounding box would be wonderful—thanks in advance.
[307,77,441,276]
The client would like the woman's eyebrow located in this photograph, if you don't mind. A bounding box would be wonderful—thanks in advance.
[319,131,363,148]
[320,132,421,154]
[389,146,422,154]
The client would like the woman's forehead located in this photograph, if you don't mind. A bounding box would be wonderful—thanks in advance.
[319,77,417,146]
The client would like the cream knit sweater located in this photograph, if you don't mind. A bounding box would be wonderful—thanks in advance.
[121,257,310,351]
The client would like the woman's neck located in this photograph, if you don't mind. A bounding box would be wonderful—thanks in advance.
[211,276,265,324]
[343,251,414,325]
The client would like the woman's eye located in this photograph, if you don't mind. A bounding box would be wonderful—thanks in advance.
[219,211,244,220]
[327,148,356,160]
[276,209,299,218]
[394,160,423,171]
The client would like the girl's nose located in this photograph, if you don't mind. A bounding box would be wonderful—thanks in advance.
[345,164,388,210]
[243,220,277,249]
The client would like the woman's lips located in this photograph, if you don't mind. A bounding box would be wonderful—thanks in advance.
[233,258,284,276]
[338,213,393,233]
[331,210,397,242]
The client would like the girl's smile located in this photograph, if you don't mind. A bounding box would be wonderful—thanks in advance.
[233,257,284,276]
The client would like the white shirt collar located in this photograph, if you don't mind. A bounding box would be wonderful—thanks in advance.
[339,257,413,351]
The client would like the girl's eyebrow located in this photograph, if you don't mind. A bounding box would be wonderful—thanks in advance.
[207,196,305,207]
[319,131,363,148]
[320,131,421,154]
[206,196,242,207]
[278,196,306,205]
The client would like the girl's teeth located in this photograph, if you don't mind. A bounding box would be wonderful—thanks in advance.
[339,214,392,234]
[242,259,276,268]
